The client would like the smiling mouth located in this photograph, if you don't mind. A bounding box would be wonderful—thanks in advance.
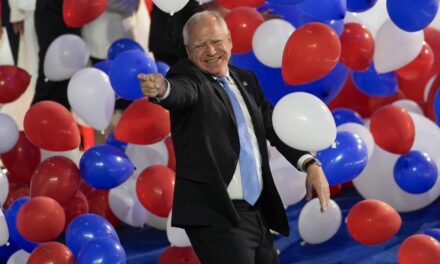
[205,56,222,64]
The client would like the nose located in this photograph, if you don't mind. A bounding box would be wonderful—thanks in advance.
[206,43,216,55]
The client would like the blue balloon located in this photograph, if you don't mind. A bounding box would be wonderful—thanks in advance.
[317,131,368,185]
[347,0,377,12]
[107,38,144,60]
[422,228,440,242]
[93,60,112,75]
[267,0,306,4]
[352,64,398,96]
[5,197,39,252]
[332,108,364,126]
[230,52,348,104]
[106,131,128,151]
[297,0,346,21]
[77,237,126,264]
[0,238,20,262]
[66,213,120,256]
[109,50,158,100]
[156,60,170,77]
[80,144,134,189]
[387,0,438,32]
[290,63,349,103]
[258,2,344,35]
[434,89,440,126]
[393,150,438,194]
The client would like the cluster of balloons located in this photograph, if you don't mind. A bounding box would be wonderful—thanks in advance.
[3,0,440,263]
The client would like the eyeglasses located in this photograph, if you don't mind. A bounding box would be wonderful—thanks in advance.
[187,36,228,52]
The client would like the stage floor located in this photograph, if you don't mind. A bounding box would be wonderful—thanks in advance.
[119,188,440,264]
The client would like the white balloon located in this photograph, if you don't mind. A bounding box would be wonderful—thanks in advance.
[337,123,374,159]
[0,210,8,246]
[125,141,168,174]
[68,68,115,130]
[374,20,424,73]
[152,0,189,15]
[268,145,306,207]
[252,19,294,68]
[145,210,167,230]
[0,170,9,208]
[272,92,336,152]
[40,148,82,167]
[44,34,90,81]
[392,99,424,115]
[6,250,30,264]
[298,198,342,244]
[109,177,148,227]
[0,113,19,154]
[353,113,440,212]
[81,11,135,59]
[344,0,388,38]
[166,211,191,247]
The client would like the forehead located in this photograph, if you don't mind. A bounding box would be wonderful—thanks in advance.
[188,16,226,43]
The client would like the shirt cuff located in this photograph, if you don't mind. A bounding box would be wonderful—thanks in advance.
[297,154,315,172]
[155,79,170,101]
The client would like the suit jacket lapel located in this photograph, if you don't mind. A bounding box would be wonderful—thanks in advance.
[229,69,259,122]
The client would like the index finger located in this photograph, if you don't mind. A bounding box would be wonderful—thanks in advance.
[317,187,329,213]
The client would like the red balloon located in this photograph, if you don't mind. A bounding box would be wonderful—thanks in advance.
[114,98,170,145]
[370,105,415,154]
[398,234,440,264]
[397,42,434,81]
[158,246,201,264]
[165,136,176,172]
[1,132,41,184]
[425,27,440,78]
[136,165,175,217]
[224,7,264,54]
[282,22,341,85]
[79,180,96,197]
[397,75,430,111]
[17,196,66,242]
[3,185,29,209]
[63,0,108,27]
[339,23,374,71]
[31,156,81,205]
[24,101,80,151]
[218,0,265,9]
[328,75,371,118]
[28,242,75,264]
[145,0,153,13]
[63,190,89,229]
[347,199,401,245]
[0,65,31,103]
[88,190,121,228]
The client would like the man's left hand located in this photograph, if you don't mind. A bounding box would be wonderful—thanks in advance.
[305,164,330,212]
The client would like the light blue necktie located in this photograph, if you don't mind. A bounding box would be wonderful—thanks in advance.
[217,76,260,205]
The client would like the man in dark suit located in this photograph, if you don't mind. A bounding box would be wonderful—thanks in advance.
[139,11,330,264]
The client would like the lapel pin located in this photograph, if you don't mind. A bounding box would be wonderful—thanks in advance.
[242,81,248,86]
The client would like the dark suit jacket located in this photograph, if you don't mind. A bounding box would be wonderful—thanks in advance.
[158,59,308,236]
